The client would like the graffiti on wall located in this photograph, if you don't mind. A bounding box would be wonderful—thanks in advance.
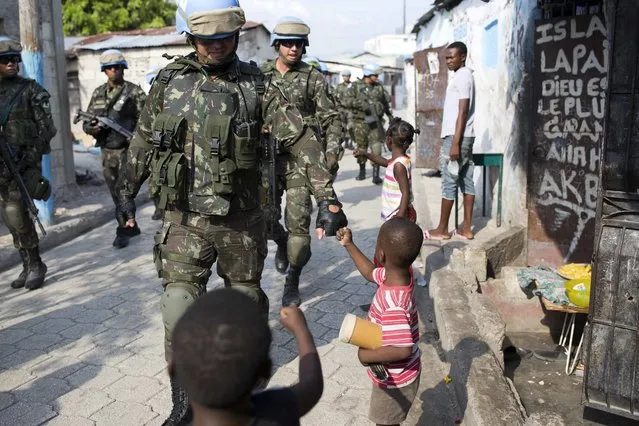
[528,14,607,265]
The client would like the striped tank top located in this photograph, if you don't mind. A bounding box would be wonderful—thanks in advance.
[381,156,413,221]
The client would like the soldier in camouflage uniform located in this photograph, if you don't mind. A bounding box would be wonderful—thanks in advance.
[370,64,393,121]
[0,37,55,290]
[83,49,146,248]
[261,17,343,307]
[335,69,355,150]
[115,2,347,423]
[348,64,387,184]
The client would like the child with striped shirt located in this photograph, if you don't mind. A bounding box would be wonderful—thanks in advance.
[355,118,420,222]
[337,217,424,425]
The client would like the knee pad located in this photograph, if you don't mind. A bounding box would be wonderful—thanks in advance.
[160,282,201,346]
[287,233,311,268]
[230,283,270,317]
[3,203,28,233]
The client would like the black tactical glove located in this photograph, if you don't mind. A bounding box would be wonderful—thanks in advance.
[316,200,348,237]
[115,198,136,226]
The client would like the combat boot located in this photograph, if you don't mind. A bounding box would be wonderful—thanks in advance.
[372,165,383,185]
[274,236,289,274]
[24,247,47,290]
[356,164,366,181]
[10,249,28,289]
[162,377,192,426]
[282,266,302,307]
[113,227,130,249]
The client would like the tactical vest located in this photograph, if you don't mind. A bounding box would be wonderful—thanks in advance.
[265,66,323,132]
[0,79,38,147]
[148,57,265,215]
[90,82,137,149]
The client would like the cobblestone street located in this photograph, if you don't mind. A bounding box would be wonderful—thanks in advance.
[0,157,458,425]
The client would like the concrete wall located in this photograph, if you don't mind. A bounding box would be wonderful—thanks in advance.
[413,0,539,229]
[72,27,272,145]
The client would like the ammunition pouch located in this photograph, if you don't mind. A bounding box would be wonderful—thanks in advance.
[22,168,51,201]
[150,113,188,209]
[150,151,187,210]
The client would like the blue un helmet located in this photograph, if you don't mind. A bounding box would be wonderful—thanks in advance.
[341,69,351,77]
[176,0,246,40]
[270,16,310,47]
[304,55,320,69]
[362,63,377,77]
[0,36,22,60]
[99,49,128,71]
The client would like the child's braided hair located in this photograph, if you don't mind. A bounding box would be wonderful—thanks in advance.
[386,117,420,148]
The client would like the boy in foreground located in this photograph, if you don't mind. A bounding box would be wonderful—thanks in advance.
[169,288,323,425]
[337,218,423,425]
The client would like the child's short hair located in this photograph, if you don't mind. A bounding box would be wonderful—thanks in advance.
[379,217,424,268]
[172,288,272,408]
[385,118,420,148]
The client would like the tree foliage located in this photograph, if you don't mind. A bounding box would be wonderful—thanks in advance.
[62,0,176,36]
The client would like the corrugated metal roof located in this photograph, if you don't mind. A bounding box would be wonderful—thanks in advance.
[65,36,87,50]
[76,33,186,51]
[68,22,267,51]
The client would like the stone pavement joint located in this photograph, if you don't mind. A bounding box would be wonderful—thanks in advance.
[0,154,461,425]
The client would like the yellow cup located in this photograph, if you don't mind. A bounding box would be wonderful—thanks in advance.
[339,313,382,349]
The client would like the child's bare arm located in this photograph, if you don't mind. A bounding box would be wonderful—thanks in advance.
[358,346,413,364]
[336,227,375,282]
[280,307,323,417]
[394,162,410,218]
[353,149,389,167]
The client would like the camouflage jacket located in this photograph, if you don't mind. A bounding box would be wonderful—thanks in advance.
[0,76,56,179]
[121,53,335,216]
[83,80,146,149]
[334,82,353,110]
[371,81,392,118]
[347,80,383,121]
[261,60,342,157]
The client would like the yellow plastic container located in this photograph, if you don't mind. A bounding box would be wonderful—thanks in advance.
[564,278,591,308]
[557,263,592,280]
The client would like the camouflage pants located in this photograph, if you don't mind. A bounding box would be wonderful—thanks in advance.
[353,119,383,165]
[155,208,267,359]
[101,147,127,206]
[0,180,38,249]
[264,175,313,269]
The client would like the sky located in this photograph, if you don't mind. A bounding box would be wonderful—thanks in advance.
[238,0,433,58]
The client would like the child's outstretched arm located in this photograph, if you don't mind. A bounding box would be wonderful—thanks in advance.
[281,307,323,417]
[336,227,375,282]
[353,148,389,167]
[394,161,410,218]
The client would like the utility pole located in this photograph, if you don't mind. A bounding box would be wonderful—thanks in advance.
[19,0,54,225]
[403,0,407,33]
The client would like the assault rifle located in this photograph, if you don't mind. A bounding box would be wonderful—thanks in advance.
[263,133,279,235]
[73,110,134,140]
[0,133,46,236]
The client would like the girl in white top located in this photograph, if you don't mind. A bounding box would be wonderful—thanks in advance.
[355,118,419,222]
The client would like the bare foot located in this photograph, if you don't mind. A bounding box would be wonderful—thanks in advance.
[454,229,474,240]
[425,229,451,241]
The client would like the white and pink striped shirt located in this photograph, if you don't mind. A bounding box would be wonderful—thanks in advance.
[381,156,414,221]
[367,267,421,388]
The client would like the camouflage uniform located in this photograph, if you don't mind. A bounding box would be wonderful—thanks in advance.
[349,79,384,169]
[83,81,146,205]
[335,80,355,148]
[118,52,342,358]
[260,59,342,300]
[0,37,55,290]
